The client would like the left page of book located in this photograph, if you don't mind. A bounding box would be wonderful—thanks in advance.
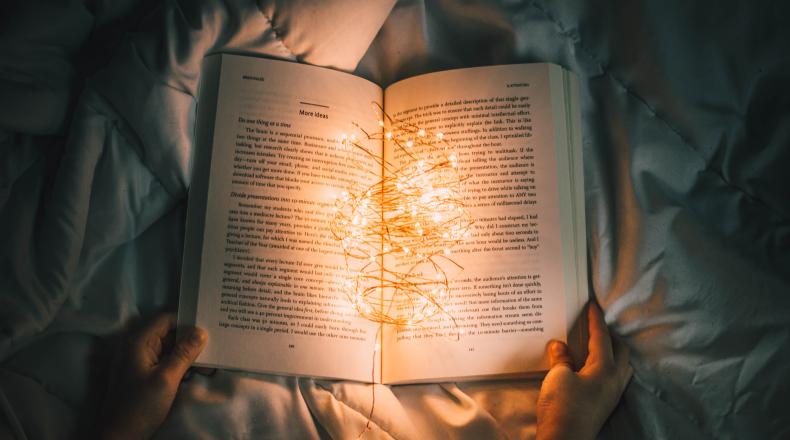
[179,54,383,382]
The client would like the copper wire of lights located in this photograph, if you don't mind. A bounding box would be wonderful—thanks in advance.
[331,103,474,331]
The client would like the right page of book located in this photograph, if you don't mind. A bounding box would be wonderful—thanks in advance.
[381,63,587,384]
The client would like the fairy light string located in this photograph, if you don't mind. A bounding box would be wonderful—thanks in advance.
[331,103,474,335]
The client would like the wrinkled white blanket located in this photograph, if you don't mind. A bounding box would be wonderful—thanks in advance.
[1,0,789,439]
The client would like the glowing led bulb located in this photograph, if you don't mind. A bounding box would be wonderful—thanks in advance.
[406,140,414,148]
[418,129,425,137]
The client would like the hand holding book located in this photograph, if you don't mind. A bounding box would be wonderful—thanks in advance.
[97,314,208,439]
[537,303,633,440]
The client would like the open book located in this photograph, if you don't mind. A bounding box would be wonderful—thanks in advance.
[178,53,587,384]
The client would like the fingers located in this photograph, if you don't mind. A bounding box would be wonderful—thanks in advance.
[158,327,208,385]
[612,335,634,391]
[547,340,574,370]
[147,313,178,340]
[130,313,177,367]
[582,302,634,393]
[584,302,615,372]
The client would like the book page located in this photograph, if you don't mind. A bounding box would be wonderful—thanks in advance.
[184,54,383,382]
[381,64,580,383]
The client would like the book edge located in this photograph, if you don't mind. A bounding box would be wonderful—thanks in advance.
[177,54,224,331]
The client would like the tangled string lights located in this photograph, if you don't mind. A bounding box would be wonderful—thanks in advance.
[331,104,474,329]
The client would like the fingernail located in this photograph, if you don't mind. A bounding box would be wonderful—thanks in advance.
[550,340,565,355]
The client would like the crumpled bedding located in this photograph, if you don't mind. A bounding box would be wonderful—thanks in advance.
[1,0,788,439]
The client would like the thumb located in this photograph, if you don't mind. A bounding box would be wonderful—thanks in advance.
[159,327,208,383]
[547,340,574,370]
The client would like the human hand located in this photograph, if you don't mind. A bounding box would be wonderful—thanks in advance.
[98,313,207,440]
[536,302,633,440]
